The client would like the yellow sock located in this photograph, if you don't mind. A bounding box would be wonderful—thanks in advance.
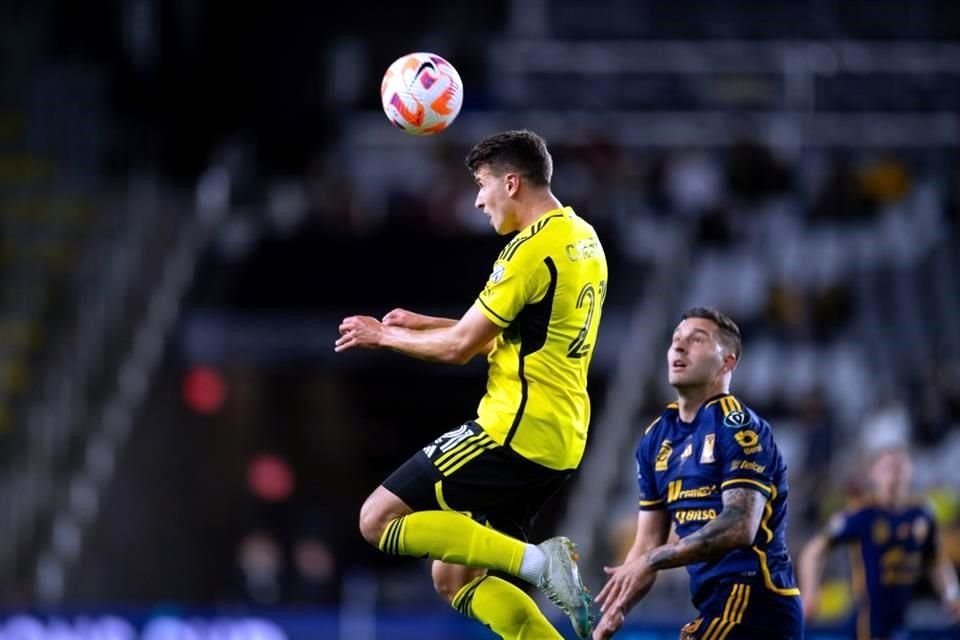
[378,511,526,576]
[452,576,563,640]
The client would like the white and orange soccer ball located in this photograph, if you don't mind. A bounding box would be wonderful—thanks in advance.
[380,52,463,135]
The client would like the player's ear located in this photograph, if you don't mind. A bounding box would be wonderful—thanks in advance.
[504,172,520,197]
[722,352,738,374]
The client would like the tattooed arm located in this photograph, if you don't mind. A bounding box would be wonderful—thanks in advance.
[645,488,765,570]
[593,488,765,639]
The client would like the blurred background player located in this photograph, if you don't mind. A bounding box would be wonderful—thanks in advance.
[336,130,606,639]
[593,308,802,640]
[799,447,960,640]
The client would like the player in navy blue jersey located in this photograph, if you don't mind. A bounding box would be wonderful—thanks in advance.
[799,447,960,639]
[593,307,803,640]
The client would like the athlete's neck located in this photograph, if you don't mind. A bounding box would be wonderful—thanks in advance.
[515,192,563,230]
[875,488,909,510]
[675,383,729,423]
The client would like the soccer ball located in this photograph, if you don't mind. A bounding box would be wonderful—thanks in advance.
[380,52,463,135]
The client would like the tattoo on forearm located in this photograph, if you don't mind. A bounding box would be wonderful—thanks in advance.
[646,488,765,570]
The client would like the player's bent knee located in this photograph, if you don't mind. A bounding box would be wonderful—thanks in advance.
[359,486,413,548]
[432,562,484,604]
[358,496,388,547]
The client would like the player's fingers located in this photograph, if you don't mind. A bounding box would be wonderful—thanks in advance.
[599,581,622,612]
[603,565,620,575]
[595,577,614,604]
[610,593,630,617]
[335,334,356,351]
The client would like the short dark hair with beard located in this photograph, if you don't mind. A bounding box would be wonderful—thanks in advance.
[681,307,742,361]
[465,129,553,186]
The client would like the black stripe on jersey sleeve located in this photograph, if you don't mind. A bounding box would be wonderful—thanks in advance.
[477,297,511,325]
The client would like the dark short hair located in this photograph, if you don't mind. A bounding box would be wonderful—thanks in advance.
[680,307,742,361]
[465,129,553,186]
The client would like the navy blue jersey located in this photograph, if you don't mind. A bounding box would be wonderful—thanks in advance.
[636,394,800,604]
[827,503,938,639]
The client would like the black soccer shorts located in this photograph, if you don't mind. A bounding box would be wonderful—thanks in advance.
[382,420,571,541]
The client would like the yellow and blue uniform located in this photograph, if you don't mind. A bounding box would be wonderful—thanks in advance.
[636,394,803,640]
[826,503,938,640]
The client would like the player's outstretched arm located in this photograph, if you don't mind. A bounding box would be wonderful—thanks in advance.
[594,488,764,638]
[382,308,496,355]
[336,305,500,364]
[927,529,960,622]
[382,308,457,331]
[644,488,764,570]
[593,509,670,639]
[797,531,830,620]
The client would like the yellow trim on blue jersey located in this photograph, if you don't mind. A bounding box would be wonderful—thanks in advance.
[758,483,778,543]
[721,478,773,498]
[736,585,750,623]
[639,498,665,507]
[705,396,726,410]
[721,585,739,622]
[643,416,662,436]
[667,402,679,409]
[752,547,801,596]
[701,619,721,640]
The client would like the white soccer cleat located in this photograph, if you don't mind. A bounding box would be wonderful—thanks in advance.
[536,536,595,639]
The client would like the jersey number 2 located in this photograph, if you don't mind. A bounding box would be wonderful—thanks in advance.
[568,280,605,358]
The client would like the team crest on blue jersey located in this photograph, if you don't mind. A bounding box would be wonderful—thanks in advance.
[723,410,751,428]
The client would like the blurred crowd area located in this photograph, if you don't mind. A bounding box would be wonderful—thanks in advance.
[1,0,959,627]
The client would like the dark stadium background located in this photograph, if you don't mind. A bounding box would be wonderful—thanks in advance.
[1,1,959,638]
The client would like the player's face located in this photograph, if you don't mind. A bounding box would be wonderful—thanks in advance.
[869,449,913,499]
[667,318,731,388]
[473,166,518,235]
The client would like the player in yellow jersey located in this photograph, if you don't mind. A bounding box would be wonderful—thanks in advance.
[335,130,607,639]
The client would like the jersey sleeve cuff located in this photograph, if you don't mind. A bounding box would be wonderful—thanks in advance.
[474,298,512,328]
[720,477,774,498]
[638,498,666,511]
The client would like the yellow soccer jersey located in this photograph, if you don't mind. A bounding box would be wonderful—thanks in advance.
[474,206,607,471]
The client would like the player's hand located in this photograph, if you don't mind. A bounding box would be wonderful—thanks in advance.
[594,557,655,616]
[382,308,426,330]
[336,315,385,352]
[592,606,625,639]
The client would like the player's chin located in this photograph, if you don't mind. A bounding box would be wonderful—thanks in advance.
[668,370,695,386]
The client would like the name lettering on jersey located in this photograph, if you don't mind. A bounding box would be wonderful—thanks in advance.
[680,442,693,461]
[729,459,766,474]
[701,433,716,463]
[565,238,601,262]
[723,410,752,429]
[675,509,718,524]
[880,546,923,585]
[667,480,718,503]
[655,440,673,471]
[734,429,762,454]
